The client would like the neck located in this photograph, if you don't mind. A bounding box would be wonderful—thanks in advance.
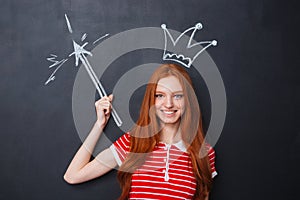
[160,122,182,144]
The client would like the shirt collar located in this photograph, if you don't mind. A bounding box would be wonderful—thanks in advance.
[159,140,187,152]
[173,140,187,152]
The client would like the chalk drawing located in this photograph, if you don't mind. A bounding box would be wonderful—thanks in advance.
[45,14,122,127]
[161,23,217,68]
[64,14,73,34]
[81,33,87,42]
[45,54,68,85]
[69,40,122,126]
[93,33,109,45]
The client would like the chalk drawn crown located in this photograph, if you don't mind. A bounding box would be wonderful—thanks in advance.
[161,23,217,68]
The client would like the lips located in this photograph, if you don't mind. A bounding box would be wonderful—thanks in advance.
[162,110,177,114]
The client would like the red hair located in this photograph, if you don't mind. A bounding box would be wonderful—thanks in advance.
[117,64,212,200]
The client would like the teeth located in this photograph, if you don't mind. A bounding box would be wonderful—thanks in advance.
[163,111,175,114]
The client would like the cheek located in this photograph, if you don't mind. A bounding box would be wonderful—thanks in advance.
[155,99,163,107]
[177,99,185,108]
[178,100,186,113]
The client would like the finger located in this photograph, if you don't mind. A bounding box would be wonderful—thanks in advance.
[104,102,112,115]
[96,100,111,111]
[95,97,110,106]
[95,95,110,103]
[108,94,113,102]
[98,101,110,107]
[95,95,112,116]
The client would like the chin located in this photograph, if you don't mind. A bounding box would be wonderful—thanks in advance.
[158,117,181,125]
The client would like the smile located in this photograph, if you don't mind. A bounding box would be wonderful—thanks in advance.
[162,110,177,114]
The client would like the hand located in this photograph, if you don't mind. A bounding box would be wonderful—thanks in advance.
[94,94,113,128]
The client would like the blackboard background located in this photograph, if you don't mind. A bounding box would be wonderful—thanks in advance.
[0,0,299,200]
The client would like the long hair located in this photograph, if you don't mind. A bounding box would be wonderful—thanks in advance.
[117,64,212,200]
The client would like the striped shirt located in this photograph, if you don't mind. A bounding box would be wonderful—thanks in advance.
[110,133,217,200]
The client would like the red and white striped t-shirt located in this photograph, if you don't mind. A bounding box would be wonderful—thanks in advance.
[110,133,217,200]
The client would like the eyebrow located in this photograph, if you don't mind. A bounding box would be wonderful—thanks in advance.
[155,90,184,94]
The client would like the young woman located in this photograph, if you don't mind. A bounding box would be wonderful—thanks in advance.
[64,64,217,200]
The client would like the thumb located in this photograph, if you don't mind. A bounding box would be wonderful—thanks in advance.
[108,94,113,102]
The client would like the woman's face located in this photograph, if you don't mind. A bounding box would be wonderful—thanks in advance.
[154,76,185,126]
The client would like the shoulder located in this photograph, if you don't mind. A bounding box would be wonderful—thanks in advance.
[114,132,131,146]
[109,132,131,166]
[206,144,216,157]
[205,144,217,178]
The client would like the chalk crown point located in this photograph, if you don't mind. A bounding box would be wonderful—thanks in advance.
[195,23,203,30]
[161,22,218,68]
[212,40,217,46]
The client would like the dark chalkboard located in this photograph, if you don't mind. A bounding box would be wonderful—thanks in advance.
[0,0,299,200]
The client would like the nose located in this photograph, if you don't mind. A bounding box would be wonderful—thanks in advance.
[164,95,173,108]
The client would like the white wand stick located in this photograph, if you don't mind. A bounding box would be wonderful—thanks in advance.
[70,41,122,127]
[65,14,122,127]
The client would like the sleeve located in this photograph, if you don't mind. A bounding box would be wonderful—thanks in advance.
[208,146,218,178]
[109,132,131,166]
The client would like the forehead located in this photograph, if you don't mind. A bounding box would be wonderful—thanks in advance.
[156,76,183,92]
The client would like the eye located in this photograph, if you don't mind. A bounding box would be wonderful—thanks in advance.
[155,94,164,99]
[174,94,183,100]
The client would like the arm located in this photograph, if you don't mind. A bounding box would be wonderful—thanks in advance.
[63,95,117,184]
[205,193,209,200]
